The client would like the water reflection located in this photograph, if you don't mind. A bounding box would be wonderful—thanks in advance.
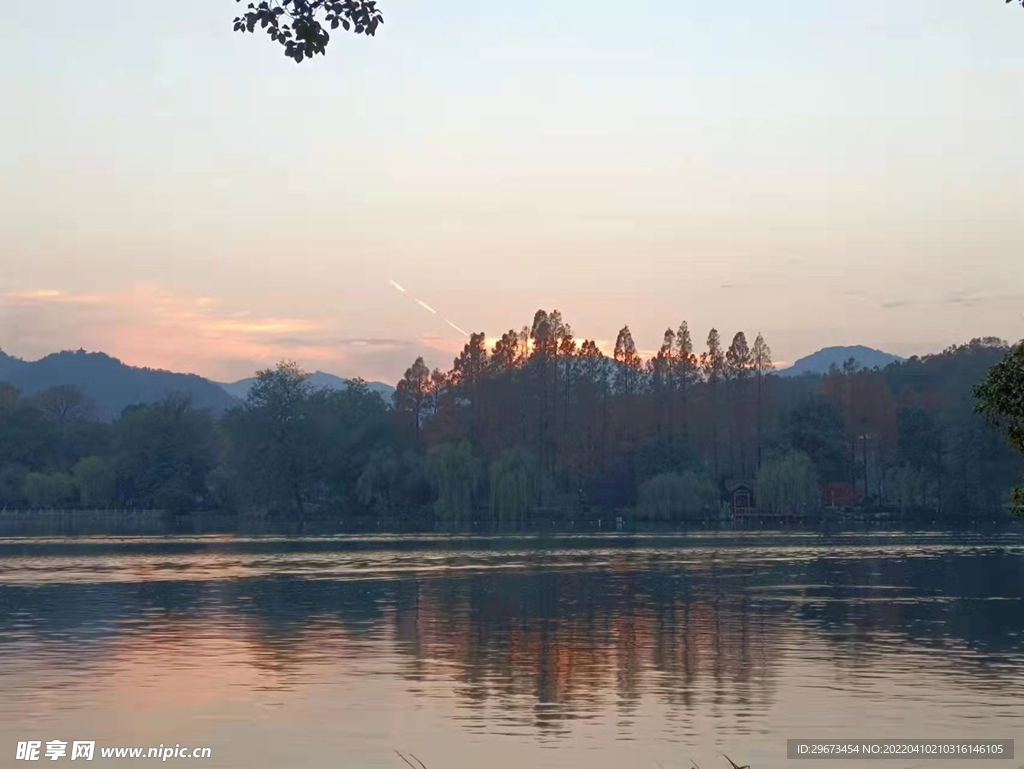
[0,532,1022,768]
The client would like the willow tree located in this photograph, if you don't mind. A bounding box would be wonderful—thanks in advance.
[426,441,480,525]
[637,470,718,522]
[490,448,540,526]
[757,450,820,516]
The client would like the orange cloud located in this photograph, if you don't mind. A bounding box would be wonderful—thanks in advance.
[1,289,107,304]
[0,282,453,384]
[203,318,322,336]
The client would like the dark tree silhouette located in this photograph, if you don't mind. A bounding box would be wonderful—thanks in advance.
[976,341,1024,458]
[231,3,1020,64]
[975,340,1024,511]
[234,0,383,63]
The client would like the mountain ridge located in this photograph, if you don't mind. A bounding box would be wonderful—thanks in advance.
[779,345,906,377]
[219,371,395,401]
[0,347,396,418]
[0,349,239,420]
[1,344,910,416]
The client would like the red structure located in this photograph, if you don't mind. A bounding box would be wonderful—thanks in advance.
[824,482,861,508]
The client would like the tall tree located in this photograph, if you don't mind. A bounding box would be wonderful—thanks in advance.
[674,321,698,439]
[429,368,449,418]
[228,361,317,513]
[558,323,578,438]
[613,325,642,397]
[452,332,489,442]
[527,310,559,470]
[652,328,676,437]
[725,331,752,476]
[578,339,609,478]
[725,332,751,381]
[701,328,725,481]
[394,356,431,433]
[750,332,774,470]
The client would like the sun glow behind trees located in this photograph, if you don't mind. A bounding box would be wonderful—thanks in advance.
[0,323,1020,520]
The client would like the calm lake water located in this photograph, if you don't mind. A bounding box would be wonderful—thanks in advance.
[1,530,1022,768]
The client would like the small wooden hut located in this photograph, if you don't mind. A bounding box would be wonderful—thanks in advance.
[726,480,756,517]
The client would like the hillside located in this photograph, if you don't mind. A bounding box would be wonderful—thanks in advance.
[0,349,239,420]
[780,345,905,377]
[220,370,395,402]
[0,349,28,379]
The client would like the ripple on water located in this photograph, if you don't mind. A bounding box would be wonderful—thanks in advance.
[0,531,1021,768]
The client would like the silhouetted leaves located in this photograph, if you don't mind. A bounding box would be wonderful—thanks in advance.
[233,0,383,63]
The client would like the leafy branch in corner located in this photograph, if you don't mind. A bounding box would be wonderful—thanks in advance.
[974,341,1024,514]
[233,0,383,63]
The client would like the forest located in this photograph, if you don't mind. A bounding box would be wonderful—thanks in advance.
[0,311,1021,524]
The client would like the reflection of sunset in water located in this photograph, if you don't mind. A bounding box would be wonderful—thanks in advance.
[1,532,1022,768]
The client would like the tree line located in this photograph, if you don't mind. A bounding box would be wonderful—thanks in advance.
[0,313,1020,523]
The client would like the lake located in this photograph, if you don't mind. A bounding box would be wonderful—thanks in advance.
[1,530,1022,768]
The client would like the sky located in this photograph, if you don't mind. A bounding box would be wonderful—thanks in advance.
[1,0,1022,384]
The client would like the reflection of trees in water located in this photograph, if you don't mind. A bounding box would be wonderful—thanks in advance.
[376,570,783,729]
[1,547,1021,719]
[792,549,1024,658]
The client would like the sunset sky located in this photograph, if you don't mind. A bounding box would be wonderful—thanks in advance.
[2,0,1022,384]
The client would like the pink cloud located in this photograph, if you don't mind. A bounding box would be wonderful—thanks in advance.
[0,282,452,384]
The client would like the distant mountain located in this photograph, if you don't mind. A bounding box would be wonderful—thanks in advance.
[0,349,28,379]
[0,349,239,420]
[779,345,906,377]
[219,370,395,402]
